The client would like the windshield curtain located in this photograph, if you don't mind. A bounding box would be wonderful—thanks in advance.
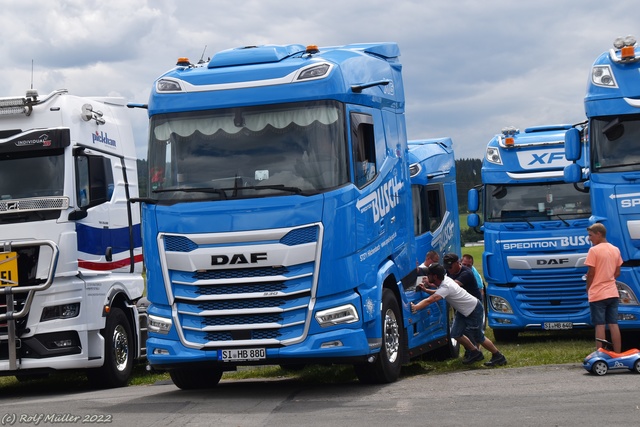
[486,182,591,222]
[592,114,640,172]
[147,100,348,202]
[0,152,64,200]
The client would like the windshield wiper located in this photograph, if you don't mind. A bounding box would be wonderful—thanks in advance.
[237,184,305,195]
[550,213,570,226]
[152,187,228,199]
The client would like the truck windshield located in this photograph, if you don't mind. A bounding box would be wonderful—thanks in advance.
[147,100,348,202]
[592,114,640,172]
[0,152,64,200]
[486,183,591,223]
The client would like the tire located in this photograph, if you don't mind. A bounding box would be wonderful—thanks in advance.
[492,329,518,343]
[591,360,608,376]
[170,367,223,390]
[87,307,134,389]
[633,359,640,374]
[354,289,403,384]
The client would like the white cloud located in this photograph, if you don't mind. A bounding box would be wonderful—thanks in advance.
[0,0,637,160]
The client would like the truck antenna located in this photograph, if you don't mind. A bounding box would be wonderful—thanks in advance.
[30,59,34,89]
[198,45,208,64]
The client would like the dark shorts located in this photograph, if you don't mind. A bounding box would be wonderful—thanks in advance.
[451,301,484,344]
[589,297,619,325]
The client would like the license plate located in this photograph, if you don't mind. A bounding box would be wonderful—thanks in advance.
[0,252,18,287]
[544,322,573,330]
[219,348,266,361]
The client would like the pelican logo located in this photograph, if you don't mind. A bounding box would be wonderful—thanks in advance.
[211,252,267,265]
[7,202,18,210]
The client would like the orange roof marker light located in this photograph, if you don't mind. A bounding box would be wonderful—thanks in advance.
[611,35,638,64]
[176,57,191,66]
[501,126,518,147]
[305,45,319,54]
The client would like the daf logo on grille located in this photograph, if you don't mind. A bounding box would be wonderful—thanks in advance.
[537,258,569,265]
[211,252,267,265]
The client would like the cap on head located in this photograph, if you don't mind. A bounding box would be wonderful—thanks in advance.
[443,253,459,270]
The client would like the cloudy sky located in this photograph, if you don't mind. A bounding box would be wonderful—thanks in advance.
[0,0,636,160]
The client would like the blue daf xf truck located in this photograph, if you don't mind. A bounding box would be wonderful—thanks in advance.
[137,43,461,389]
[468,125,592,341]
[564,35,640,339]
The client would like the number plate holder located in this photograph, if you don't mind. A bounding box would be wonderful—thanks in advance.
[219,348,266,362]
[543,322,573,330]
[0,252,18,287]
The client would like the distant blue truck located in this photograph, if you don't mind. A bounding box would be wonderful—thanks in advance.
[468,125,592,341]
[138,43,462,389]
[564,35,640,340]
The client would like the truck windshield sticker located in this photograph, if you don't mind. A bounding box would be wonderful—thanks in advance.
[498,235,590,250]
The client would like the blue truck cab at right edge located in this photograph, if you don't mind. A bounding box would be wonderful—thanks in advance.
[564,35,640,339]
[468,125,592,341]
[140,43,461,389]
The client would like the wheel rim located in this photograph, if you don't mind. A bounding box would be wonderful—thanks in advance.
[112,324,129,372]
[593,361,608,376]
[383,308,400,363]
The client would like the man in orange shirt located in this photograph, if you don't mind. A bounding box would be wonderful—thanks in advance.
[585,223,623,352]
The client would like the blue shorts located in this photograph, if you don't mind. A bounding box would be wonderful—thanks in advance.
[451,301,485,344]
[589,297,619,325]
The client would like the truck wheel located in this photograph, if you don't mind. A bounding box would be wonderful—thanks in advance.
[170,367,223,390]
[591,360,608,376]
[354,289,403,384]
[87,307,134,388]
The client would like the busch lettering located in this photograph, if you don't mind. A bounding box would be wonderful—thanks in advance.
[211,252,267,265]
[356,176,404,223]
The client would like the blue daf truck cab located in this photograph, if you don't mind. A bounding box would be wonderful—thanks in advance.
[137,43,462,389]
[468,125,592,341]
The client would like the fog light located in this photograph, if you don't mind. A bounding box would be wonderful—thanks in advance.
[148,314,172,334]
[320,340,344,348]
[153,348,170,355]
[41,303,80,321]
[619,313,637,321]
[495,318,513,325]
[52,339,74,348]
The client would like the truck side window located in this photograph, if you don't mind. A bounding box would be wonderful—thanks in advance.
[350,113,377,188]
[412,183,446,235]
[76,154,114,209]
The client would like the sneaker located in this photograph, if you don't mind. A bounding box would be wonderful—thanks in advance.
[462,349,484,364]
[484,352,507,367]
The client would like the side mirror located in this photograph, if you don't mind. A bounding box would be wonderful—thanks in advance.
[467,213,479,228]
[563,163,582,183]
[468,188,479,212]
[565,128,581,161]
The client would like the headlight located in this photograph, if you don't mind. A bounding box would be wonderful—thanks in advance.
[489,296,513,314]
[617,282,639,305]
[148,314,172,334]
[486,147,502,165]
[592,66,617,88]
[315,304,359,327]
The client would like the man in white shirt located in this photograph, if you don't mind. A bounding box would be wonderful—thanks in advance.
[411,263,507,366]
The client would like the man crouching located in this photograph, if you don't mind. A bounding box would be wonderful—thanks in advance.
[411,263,507,367]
